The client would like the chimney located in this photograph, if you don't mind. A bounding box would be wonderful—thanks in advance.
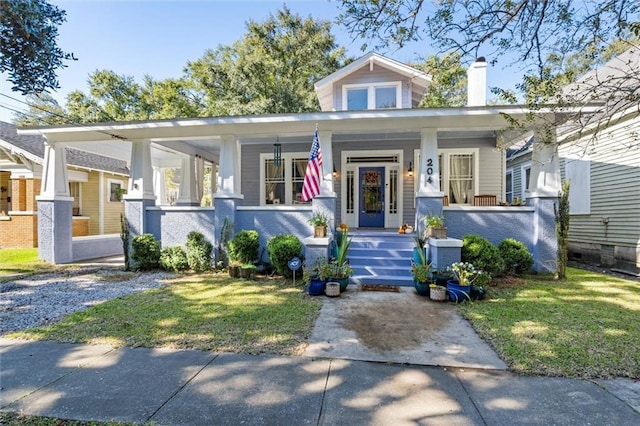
[467,57,487,106]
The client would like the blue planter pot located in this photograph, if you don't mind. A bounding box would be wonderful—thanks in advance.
[414,280,430,296]
[446,279,471,303]
[307,278,326,296]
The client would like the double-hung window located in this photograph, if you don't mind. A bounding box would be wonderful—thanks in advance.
[260,153,312,205]
[343,82,402,110]
[413,148,479,204]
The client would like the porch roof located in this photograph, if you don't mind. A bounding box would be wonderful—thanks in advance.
[17,105,555,163]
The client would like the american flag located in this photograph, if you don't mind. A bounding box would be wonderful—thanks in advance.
[301,130,323,202]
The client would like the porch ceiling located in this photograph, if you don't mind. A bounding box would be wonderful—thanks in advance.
[17,106,553,162]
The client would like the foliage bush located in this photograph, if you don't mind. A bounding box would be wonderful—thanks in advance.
[160,246,189,272]
[461,234,504,275]
[186,231,213,272]
[267,234,304,278]
[131,233,161,270]
[228,230,260,264]
[498,238,534,275]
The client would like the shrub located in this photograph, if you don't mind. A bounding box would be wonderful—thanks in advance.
[461,234,504,275]
[160,246,189,272]
[267,234,304,278]
[228,230,260,264]
[498,238,533,275]
[186,231,213,272]
[131,233,160,270]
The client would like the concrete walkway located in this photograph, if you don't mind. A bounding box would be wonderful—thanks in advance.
[2,338,639,425]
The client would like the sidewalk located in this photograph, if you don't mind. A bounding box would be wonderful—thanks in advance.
[1,337,639,425]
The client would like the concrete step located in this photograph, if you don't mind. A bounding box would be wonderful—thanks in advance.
[350,274,414,287]
[349,255,412,268]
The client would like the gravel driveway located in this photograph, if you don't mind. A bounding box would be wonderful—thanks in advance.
[0,269,173,335]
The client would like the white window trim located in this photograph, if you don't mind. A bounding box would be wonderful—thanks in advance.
[342,81,402,110]
[259,152,309,206]
[413,148,480,204]
[521,162,531,201]
[505,168,514,203]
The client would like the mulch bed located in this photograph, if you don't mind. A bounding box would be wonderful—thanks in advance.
[360,284,401,293]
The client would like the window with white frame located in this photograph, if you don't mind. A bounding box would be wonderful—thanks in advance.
[343,82,401,110]
[69,182,81,214]
[413,148,479,204]
[108,179,124,202]
[505,169,513,203]
[260,153,312,205]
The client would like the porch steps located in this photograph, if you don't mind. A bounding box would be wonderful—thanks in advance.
[348,231,415,287]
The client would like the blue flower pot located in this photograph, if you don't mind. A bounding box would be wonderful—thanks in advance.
[446,279,471,303]
[414,280,430,296]
[307,278,326,296]
[412,247,427,265]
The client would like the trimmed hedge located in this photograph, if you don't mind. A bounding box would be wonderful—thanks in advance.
[461,234,504,275]
[160,246,189,272]
[186,231,213,272]
[131,234,160,270]
[228,230,260,264]
[498,238,533,275]
[267,234,304,278]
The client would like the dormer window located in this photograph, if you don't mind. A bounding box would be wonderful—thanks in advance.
[343,82,402,110]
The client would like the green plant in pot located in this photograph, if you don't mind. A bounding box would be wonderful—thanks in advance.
[413,234,427,265]
[308,210,330,238]
[422,213,447,239]
[307,258,332,296]
[330,230,353,291]
[411,261,432,296]
[446,262,477,303]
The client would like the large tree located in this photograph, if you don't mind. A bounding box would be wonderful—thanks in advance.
[0,0,75,94]
[413,52,468,108]
[338,1,639,102]
[185,6,348,116]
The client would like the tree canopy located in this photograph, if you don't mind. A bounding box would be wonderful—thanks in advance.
[15,6,348,125]
[0,0,76,95]
[185,6,347,116]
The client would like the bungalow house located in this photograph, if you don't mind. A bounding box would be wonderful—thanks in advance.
[18,52,571,281]
[0,122,129,251]
[507,47,640,276]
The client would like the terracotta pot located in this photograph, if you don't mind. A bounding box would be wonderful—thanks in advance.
[314,225,327,238]
[426,226,447,239]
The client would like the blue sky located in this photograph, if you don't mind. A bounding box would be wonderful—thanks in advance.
[1,0,522,119]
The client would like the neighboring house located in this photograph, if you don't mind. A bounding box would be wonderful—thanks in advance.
[507,48,640,276]
[0,122,129,248]
[19,52,565,278]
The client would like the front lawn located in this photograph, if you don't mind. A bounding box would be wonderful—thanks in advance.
[459,267,640,378]
[11,273,322,356]
[0,248,55,277]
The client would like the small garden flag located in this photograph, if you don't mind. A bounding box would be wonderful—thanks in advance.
[301,130,323,202]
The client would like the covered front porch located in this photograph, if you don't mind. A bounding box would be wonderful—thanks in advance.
[19,105,561,272]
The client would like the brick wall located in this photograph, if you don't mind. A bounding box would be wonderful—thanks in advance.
[0,214,37,248]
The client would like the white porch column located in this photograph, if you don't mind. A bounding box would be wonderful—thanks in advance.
[216,135,242,198]
[418,128,442,195]
[528,138,561,197]
[210,161,218,199]
[127,139,155,200]
[37,139,73,263]
[152,167,166,205]
[318,130,335,196]
[40,140,70,199]
[195,155,204,202]
[177,154,200,206]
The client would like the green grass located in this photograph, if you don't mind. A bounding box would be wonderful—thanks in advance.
[11,273,322,356]
[0,412,137,426]
[0,248,55,277]
[459,267,640,378]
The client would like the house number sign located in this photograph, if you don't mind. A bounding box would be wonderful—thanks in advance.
[426,158,434,184]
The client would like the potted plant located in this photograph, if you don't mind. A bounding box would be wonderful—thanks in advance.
[446,262,477,302]
[308,210,330,238]
[422,213,447,239]
[240,263,257,279]
[410,261,432,296]
[329,229,353,291]
[471,270,491,300]
[429,283,447,301]
[413,234,427,265]
[306,258,332,295]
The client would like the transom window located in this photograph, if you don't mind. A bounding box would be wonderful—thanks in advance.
[342,82,402,110]
[260,153,311,205]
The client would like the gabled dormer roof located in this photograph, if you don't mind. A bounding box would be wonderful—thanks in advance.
[314,52,431,111]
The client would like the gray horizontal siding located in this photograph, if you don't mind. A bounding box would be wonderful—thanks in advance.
[560,116,640,248]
